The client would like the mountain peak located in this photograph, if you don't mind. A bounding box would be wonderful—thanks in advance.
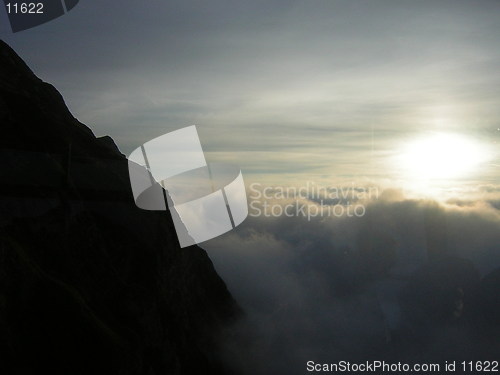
[0,40,240,375]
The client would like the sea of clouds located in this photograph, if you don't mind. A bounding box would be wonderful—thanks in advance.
[202,187,500,374]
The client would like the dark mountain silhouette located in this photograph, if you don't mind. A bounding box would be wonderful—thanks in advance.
[0,40,240,375]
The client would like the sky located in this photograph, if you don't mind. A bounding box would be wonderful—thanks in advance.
[2,0,499,193]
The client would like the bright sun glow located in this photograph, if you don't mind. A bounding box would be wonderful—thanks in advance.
[397,133,491,181]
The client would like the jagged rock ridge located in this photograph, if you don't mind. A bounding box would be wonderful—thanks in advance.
[0,40,240,375]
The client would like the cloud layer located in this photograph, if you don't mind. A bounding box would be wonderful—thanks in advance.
[202,191,500,374]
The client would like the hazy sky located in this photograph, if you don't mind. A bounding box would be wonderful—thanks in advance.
[2,0,499,189]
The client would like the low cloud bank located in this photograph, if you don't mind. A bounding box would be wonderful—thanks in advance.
[202,190,500,374]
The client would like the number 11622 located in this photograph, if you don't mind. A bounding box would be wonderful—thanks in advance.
[5,3,44,14]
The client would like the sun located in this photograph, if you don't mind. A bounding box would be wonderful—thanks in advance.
[396,133,491,181]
